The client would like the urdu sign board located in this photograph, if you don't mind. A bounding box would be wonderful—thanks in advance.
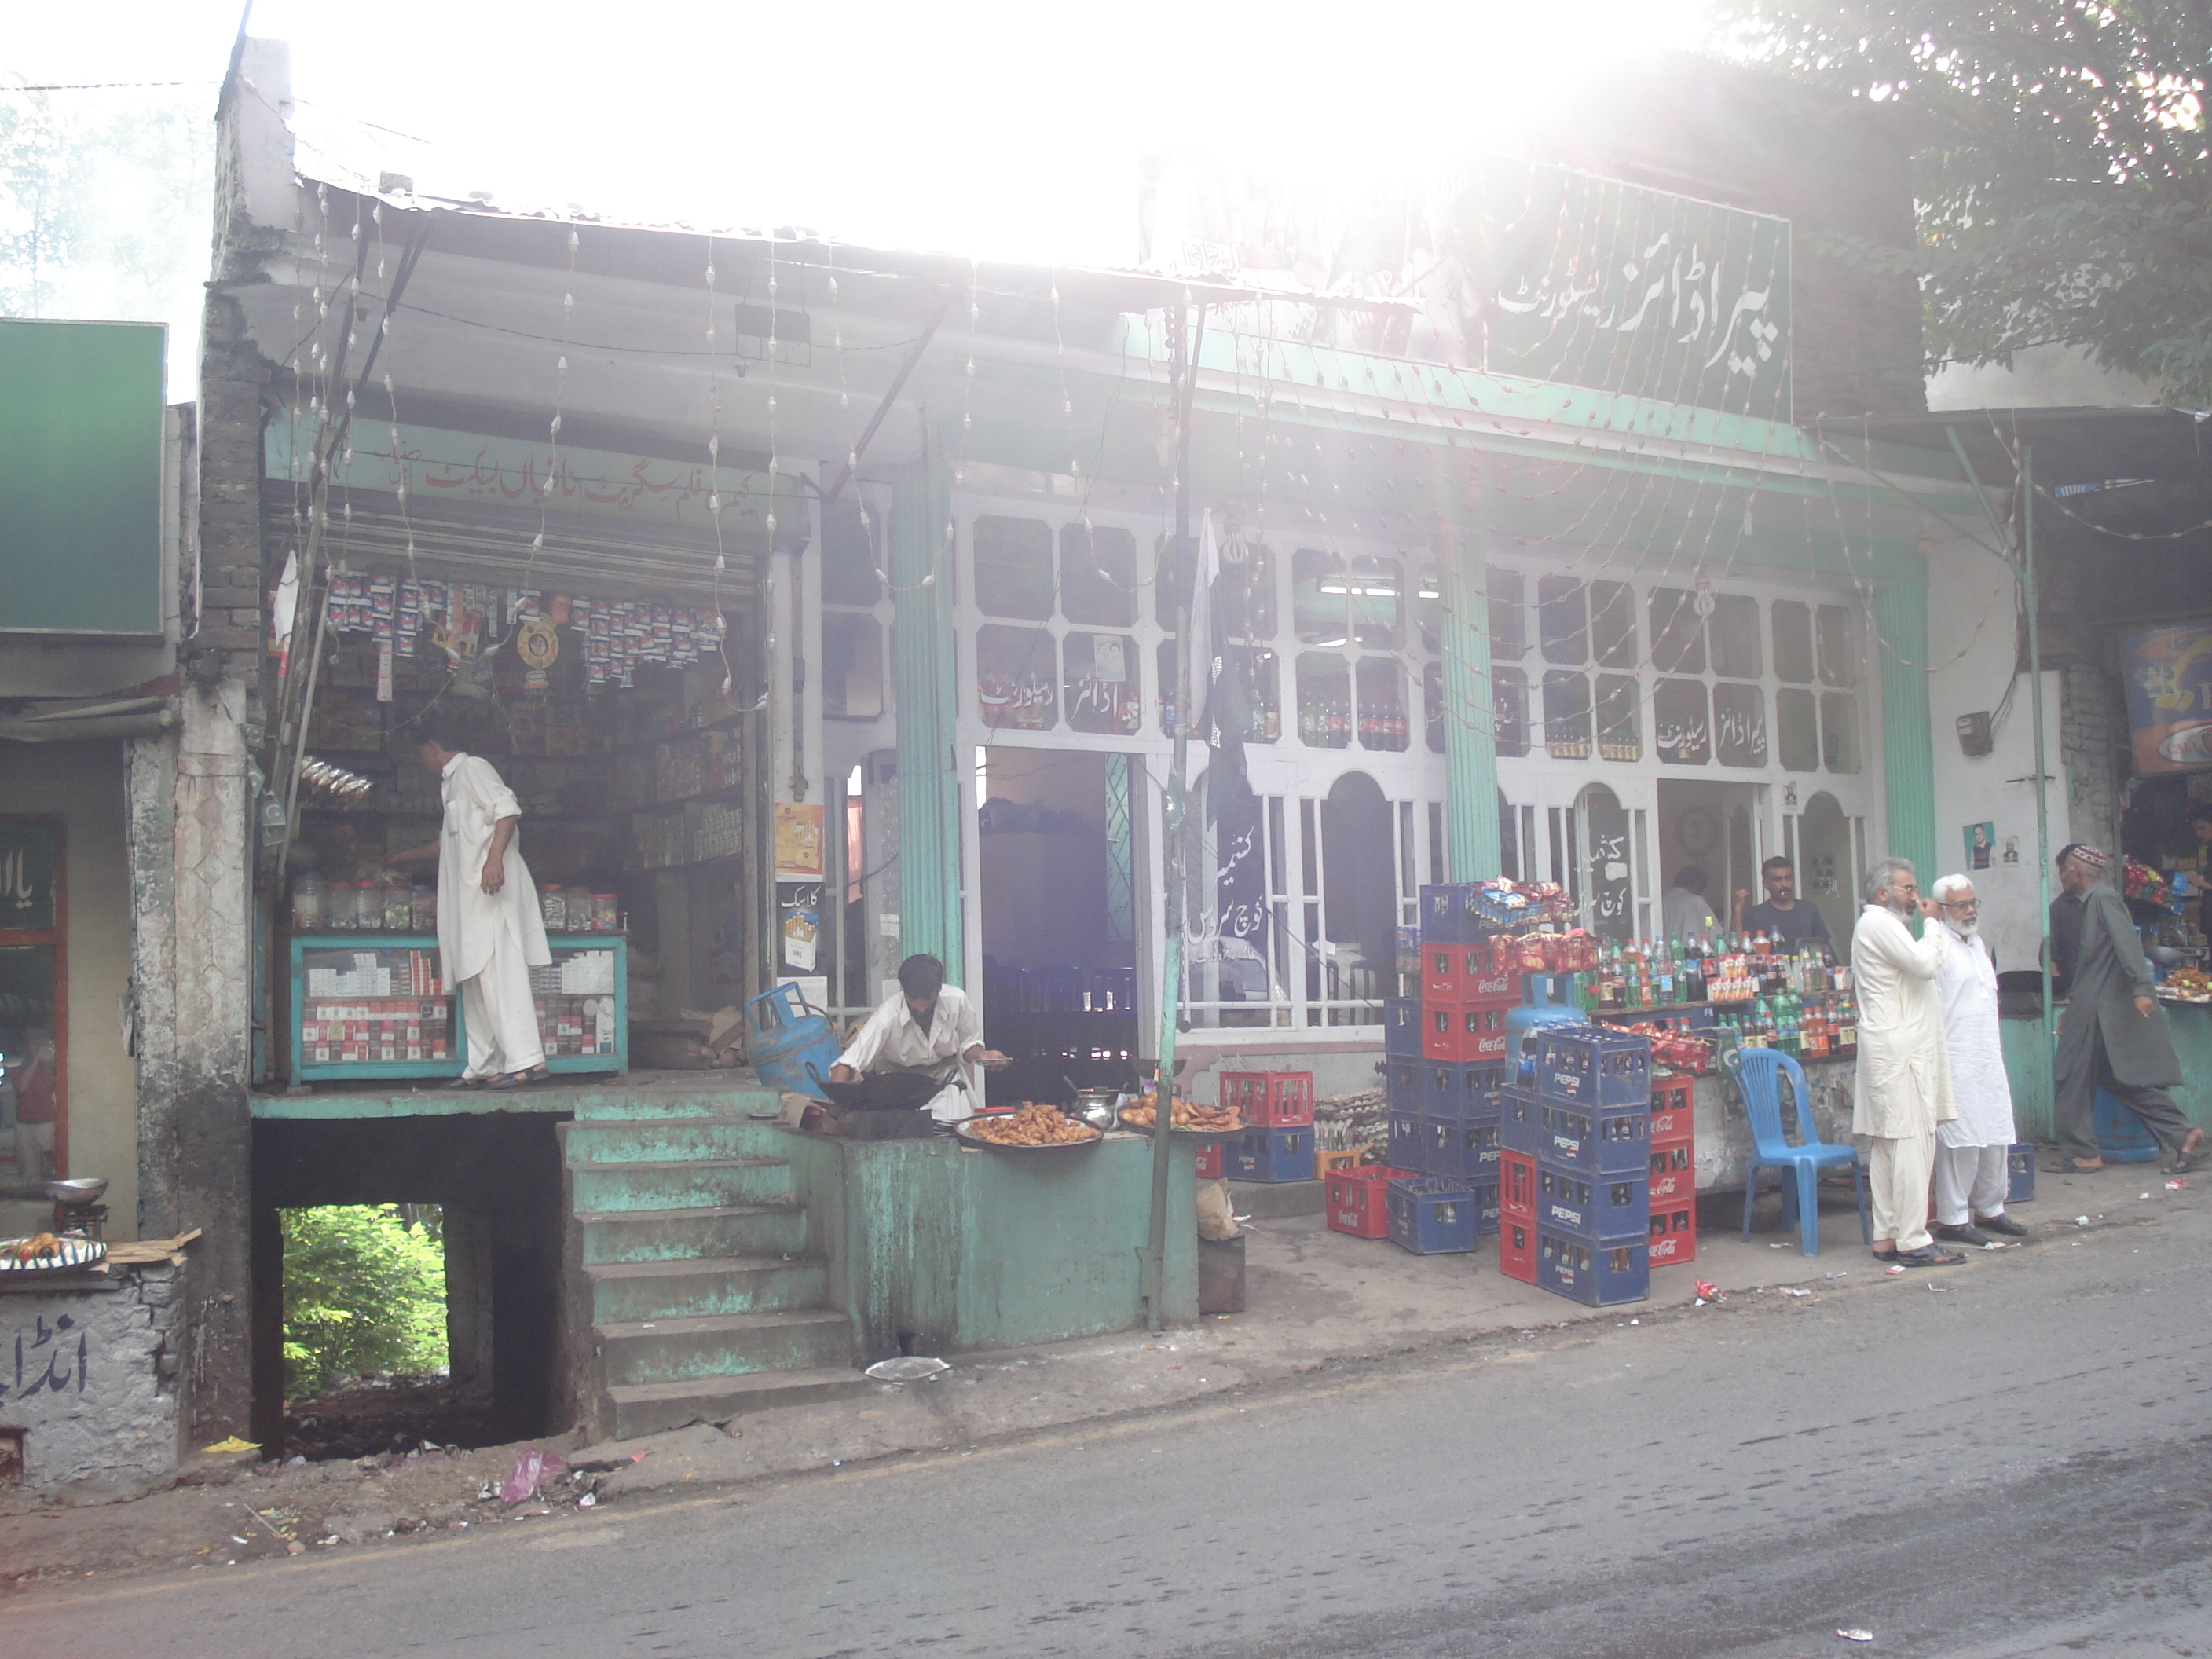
[1144,151,1792,420]
[0,320,166,636]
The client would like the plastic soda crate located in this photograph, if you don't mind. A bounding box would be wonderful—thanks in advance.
[1648,1071,1694,1141]
[1536,1163,1650,1240]
[1219,1070,1314,1129]
[1536,1229,1650,1306]
[1423,1002,1513,1064]
[1224,1126,1317,1183]
[1500,1148,1536,1221]
[1195,1141,1221,1180]
[1326,1164,1415,1240]
[1500,1085,1544,1157]
[1421,1114,1502,1181]
[1419,883,1474,943]
[1386,1177,1479,1255]
[1648,1137,1696,1206]
[2007,1142,2036,1204]
[1499,1217,1537,1283]
[1385,1057,1423,1114]
[1387,1110,1425,1172]
[1538,1096,1650,1176]
[1533,1027,1653,1108]
[1425,1060,1507,1122]
[1384,997,1423,1057]
[1648,1201,1697,1265]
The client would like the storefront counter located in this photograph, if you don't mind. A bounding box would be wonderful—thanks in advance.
[1998,1002,2212,1144]
[777,1128,1199,1364]
[1682,1056,1859,1196]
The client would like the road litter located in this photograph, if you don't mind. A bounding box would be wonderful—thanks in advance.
[2167,1180,2185,1192]
[1693,1280,1724,1306]
[1837,1630,1874,1643]
[866,1356,950,1382]
[1825,1270,1848,1278]
[1884,1265,1906,1276]
[2075,1215,2091,1225]
[500,1447,567,1503]
[1779,1287,1812,1297]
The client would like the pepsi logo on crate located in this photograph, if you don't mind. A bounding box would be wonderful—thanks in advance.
[1535,1026,1653,1107]
[1386,1177,1480,1254]
[1465,1172,1502,1236]
[1499,1218,1537,1283]
[1536,1230,1649,1306]
[1224,1126,1315,1183]
[1537,1165,1650,1240]
[1649,1202,1697,1265]
[1539,1097,1650,1175]
[1648,1139,1695,1205]
[1419,1116,1500,1181]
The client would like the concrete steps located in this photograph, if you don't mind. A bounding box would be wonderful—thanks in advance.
[584,1254,829,1324]
[566,1080,862,1438]
[606,1368,873,1439]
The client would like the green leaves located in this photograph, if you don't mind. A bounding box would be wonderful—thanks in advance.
[280,1206,449,1400]
[1716,0,2212,401]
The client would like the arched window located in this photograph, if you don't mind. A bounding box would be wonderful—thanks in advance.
[1320,771,1394,1016]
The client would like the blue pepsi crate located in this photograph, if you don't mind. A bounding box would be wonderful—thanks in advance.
[1467,1173,1501,1236]
[1384,1057,1423,1114]
[1419,884,1473,943]
[1500,1085,1544,1157]
[1224,1125,1316,1183]
[1423,1060,1506,1122]
[1386,1177,1480,1255]
[1536,1096,1650,1177]
[1536,1229,1650,1306]
[2007,1142,2036,1205]
[1420,1113,1502,1180]
[1533,1026,1653,1108]
[1387,1109,1426,1172]
[1384,997,1423,1057]
[1536,1161,1650,1240]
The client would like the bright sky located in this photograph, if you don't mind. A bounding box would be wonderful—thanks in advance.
[7,0,1714,387]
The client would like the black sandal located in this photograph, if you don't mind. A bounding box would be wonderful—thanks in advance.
[2042,1156,2104,1174]
[441,1075,489,1091]
[486,1065,551,1091]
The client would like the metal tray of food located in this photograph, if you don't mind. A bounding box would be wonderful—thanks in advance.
[1113,1104,1243,1141]
[0,1234,107,1273]
[950,1107,1104,1154]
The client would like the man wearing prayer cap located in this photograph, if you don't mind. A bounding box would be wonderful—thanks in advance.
[1928,874,2025,1244]
[2045,844,2206,1175]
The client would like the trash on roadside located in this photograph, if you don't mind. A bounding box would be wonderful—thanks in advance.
[1838,1630,1874,1643]
[201,1436,259,1455]
[2075,1215,2090,1225]
[2166,1180,2185,1191]
[1779,1287,1812,1297]
[1825,1270,1848,1279]
[1884,1265,1906,1276]
[500,1447,568,1504]
[865,1356,951,1382]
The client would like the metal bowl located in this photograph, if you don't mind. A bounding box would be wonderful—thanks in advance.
[49,1177,108,1207]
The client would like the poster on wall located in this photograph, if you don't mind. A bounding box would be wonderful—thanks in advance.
[1963,822,1995,870]
[773,803,825,878]
[2119,620,2212,774]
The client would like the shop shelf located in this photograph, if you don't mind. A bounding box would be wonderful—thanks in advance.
[1386,1177,1480,1255]
[1649,1072,1694,1141]
[1218,1070,1314,1129]
[1224,1126,1317,1184]
[1648,1137,1696,1206]
[1387,1110,1424,1171]
[1325,1164,1415,1240]
[1384,1057,1423,1115]
[1422,1002,1513,1065]
[1649,1201,1697,1265]
[1384,998,1423,1057]
[1536,1230,1650,1306]
[1499,1217,1536,1283]
[1533,1027,1653,1108]
[2007,1142,2036,1204]
[1536,1163,1650,1241]
[1500,1149,1536,1221]
[1534,1097,1650,1177]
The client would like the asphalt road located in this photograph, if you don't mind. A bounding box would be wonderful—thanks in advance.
[11,1203,2212,1658]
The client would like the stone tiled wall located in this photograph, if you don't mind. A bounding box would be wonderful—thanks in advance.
[0,1262,186,1496]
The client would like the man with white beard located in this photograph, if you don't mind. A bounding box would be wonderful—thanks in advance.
[1849,858,1966,1267]
[1927,875,2027,1246]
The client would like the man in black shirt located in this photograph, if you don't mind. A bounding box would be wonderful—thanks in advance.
[1731,855,1833,952]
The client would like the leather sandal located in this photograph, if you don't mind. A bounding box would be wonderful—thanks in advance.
[2042,1155,2104,1174]
[486,1064,551,1091]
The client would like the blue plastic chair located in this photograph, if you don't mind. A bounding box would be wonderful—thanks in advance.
[1728,1047,1870,1257]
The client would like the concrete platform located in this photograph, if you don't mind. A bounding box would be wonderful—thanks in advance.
[249,1068,769,1118]
[1227,1177,1324,1218]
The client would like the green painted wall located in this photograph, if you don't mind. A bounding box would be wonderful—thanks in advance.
[2000,1005,2212,1147]
[782,1131,1199,1362]
[888,450,965,980]
[1441,534,1500,881]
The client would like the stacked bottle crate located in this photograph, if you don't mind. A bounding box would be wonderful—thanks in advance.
[1501,1025,1653,1305]
[1219,1071,1317,1182]
[1646,1071,1697,1265]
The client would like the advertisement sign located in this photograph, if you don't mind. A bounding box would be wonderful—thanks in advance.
[2120,621,2212,774]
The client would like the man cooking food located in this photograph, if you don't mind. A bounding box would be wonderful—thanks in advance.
[831,953,1005,1122]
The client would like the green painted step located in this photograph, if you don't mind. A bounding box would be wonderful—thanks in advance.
[564,1116,786,1165]
[576,1202,811,1265]
[606,1368,873,1438]
[597,1308,855,1386]
[584,1254,829,1324]
[569,1087,782,1122]
[568,1157,793,1212]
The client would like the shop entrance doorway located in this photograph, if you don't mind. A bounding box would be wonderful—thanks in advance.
[976,749,1137,1101]
[1656,778,1763,937]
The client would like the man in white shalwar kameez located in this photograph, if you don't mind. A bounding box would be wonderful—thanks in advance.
[831,954,1003,1123]
[1928,875,2027,1246]
[1848,858,1965,1267]
[388,727,552,1089]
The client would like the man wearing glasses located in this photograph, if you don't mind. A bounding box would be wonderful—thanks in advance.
[1928,875,2026,1244]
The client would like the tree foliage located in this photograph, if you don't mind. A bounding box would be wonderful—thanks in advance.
[1715,0,2212,402]
[281,1205,448,1399]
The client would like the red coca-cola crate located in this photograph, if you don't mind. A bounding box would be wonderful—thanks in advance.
[1500,1148,1536,1221]
[1326,1164,1415,1240]
[1218,1070,1314,1129]
[1649,1072,1694,1140]
[1196,1141,1222,1179]
[1648,1136,1696,1205]
[1420,944,1522,1010]
[1649,1200,1697,1265]
[1499,1216,1537,1283]
[1422,1002,1512,1064]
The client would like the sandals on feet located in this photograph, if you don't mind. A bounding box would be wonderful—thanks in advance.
[2042,1155,2104,1174]
[486,1065,551,1091]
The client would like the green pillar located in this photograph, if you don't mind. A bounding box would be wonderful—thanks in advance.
[1875,574,1938,884]
[888,445,965,983]
[1442,529,1503,881]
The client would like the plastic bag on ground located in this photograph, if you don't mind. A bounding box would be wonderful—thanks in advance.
[501,1446,569,1503]
[865,1356,950,1382]
[1196,1177,1242,1241]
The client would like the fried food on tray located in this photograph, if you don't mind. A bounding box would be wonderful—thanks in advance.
[964,1101,1100,1147]
[1118,1097,1240,1133]
[14,1234,60,1262]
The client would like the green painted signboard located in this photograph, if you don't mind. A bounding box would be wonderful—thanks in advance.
[0,320,166,635]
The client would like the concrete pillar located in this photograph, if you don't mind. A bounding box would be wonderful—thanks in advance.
[1441,527,1502,881]
[1875,576,1938,883]
[887,445,965,982]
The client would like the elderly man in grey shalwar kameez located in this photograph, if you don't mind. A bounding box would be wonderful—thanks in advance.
[387,724,552,1089]
[1928,874,2027,1245]
[1849,858,1966,1267]
[2045,844,2207,1175]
